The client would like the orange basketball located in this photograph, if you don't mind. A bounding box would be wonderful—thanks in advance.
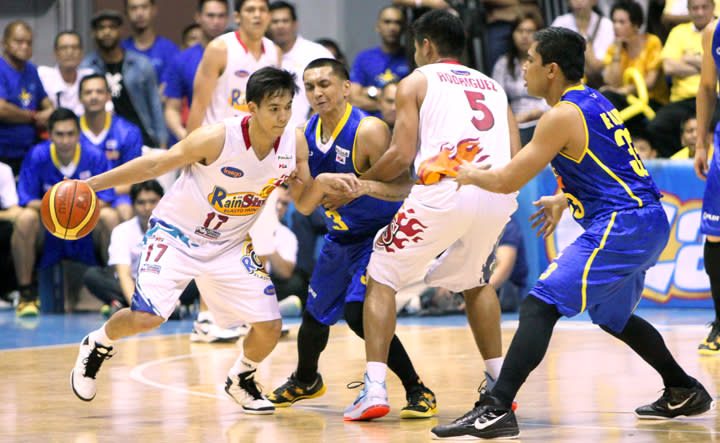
[41,180,100,240]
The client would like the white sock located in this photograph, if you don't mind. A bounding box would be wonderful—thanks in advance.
[229,353,259,377]
[485,357,504,381]
[366,361,387,383]
[89,324,113,347]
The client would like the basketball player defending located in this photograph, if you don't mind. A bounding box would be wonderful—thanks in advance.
[432,27,714,439]
[70,68,355,414]
[344,10,521,420]
[266,58,437,419]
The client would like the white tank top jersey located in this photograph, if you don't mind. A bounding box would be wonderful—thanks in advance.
[414,62,511,185]
[152,113,296,245]
[203,32,279,125]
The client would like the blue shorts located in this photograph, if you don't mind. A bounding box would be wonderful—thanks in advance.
[530,203,669,333]
[306,236,372,325]
[701,143,720,236]
[38,234,98,270]
[113,194,132,208]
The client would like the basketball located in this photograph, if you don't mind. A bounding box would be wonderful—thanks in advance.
[41,180,100,240]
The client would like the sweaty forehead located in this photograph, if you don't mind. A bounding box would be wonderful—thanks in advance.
[304,66,335,82]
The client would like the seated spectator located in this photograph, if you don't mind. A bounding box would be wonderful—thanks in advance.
[315,38,347,67]
[83,180,198,318]
[378,81,398,131]
[493,11,550,145]
[0,161,20,303]
[78,73,143,221]
[350,5,409,116]
[648,0,719,157]
[662,0,720,30]
[671,115,714,159]
[489,215,528,313]
[634,134,658,160]
[181,24,204,50]
[38,31,94,117]
[12,108,118,317]
[0,21,54,175]
[552,0,615,88]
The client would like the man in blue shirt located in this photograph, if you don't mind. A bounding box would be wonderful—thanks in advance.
[0,21,54,175]
[349,6,410,117]
[79,73,143,221]
[11,108,118,317]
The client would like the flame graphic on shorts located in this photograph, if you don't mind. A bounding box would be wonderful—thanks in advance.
[376,208,428,252]
[416,137,489,185]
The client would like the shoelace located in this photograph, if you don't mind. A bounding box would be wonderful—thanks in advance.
[83,346,114,379]
[346,380,364,390]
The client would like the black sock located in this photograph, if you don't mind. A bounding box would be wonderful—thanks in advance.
[18,284,33,302]
[491,295,561,409]
[344,301,421,392]
[600,315,694,388]
[705,240,720,321]
[295,310,329,384]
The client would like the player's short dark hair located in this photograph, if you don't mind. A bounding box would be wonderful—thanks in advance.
[533,27,585,83]
[49,108,79,132]
[378,5,406,21]
[315,38,345,62]
[54,31,81,50]
[610,0,644,28]
[304,58,349,81]
[79,73,109,94]
[2,21,32,42]
[130,180,164,203]
[246,67,298,106]
[412,9,465,59]
[236,0,270,13]
[181,23,201,42]
[198,0,228,12]
[123,0,155,9]
[269,1,297,20]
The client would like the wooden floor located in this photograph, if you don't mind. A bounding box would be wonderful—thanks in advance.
[2,321,718,442]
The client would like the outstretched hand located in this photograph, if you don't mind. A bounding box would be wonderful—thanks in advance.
[529,194,566,238]
[455,160,491,189]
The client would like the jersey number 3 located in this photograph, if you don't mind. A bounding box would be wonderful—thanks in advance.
[464,90,495,131]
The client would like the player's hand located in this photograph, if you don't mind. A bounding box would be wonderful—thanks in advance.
[321,193,354,210]
[316,173,360,195]
[530,194,566,238]
[455,160,491,189]
[694,144,709,180]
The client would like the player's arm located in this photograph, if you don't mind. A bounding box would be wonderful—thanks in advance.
[359,72,424,182]
[0,98,36,123]
[350,82,380,112]
[508,105,522,157]
[186,39,227,132]
[695,20,717,179]
[86,122,225,192]
[455,103,576,193]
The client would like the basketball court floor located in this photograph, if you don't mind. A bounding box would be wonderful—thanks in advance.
[1,308,718,442]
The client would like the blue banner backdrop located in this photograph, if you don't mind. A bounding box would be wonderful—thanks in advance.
[515,159,711,308]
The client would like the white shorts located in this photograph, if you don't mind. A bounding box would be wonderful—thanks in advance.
[368,180,518,293]
[133,225,280,328]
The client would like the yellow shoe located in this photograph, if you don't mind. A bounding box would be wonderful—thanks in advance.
[400,384,438,419]
[16,300,39,318]
[698,320,720,356]
[267,373,326,407]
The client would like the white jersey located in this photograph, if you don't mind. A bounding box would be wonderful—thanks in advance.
[107,216,145,279]
[152,113,296,245]
[414,62,511,185]
[38,65,94,117]
[204,32,278,125]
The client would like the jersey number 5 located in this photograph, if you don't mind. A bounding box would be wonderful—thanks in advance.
[464,90,495,131]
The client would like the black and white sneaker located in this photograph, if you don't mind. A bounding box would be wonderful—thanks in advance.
[430,393,519,439]
[71,335,114,401]
[225,369,275,414]
[635,377,715,419]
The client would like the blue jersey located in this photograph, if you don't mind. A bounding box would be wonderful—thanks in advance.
[350,46,409,118]
[17,140,114,206]
[0,58,47,159]
[79,113,143,169]
[162,44,204,104]
[304,104,401,243]
[552,85,663,229]
[121,36,179,82]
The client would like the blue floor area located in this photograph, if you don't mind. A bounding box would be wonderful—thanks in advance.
[0,307,715,351]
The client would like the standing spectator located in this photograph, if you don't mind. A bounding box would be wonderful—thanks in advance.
[82,10,167,149]
[489,215,528,313]
[186,0,280,131]
[163,0,229,141]
[0,162,20,303]
[121,0,180,93]
[267,1,334,128]
[648,0,719,157]
[78,74,143,221]
[493,11,550,145]
[12,108,118,317]
[0,22,54,175]
[38,31,94,118]
[350,6,409,116]
[552,0,615,88]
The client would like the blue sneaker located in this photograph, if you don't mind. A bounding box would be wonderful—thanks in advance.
[344,373,390,421]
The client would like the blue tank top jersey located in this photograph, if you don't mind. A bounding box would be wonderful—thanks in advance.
[304,104,401,242]
[79,113,143,169]
[711,22,720,136]
[552,85,663,229]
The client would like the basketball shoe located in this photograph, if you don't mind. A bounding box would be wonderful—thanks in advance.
[225,369,275,414]
[71,335,114,401]
[483,371,518,411]
[344,373,390,421]
[635,377,715,419]
[16,300,38,317]
[698,320,720,356]
[190,313,245,343]
[400,382,438,419]
[430,392,519,440]
[267,372,326,407]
